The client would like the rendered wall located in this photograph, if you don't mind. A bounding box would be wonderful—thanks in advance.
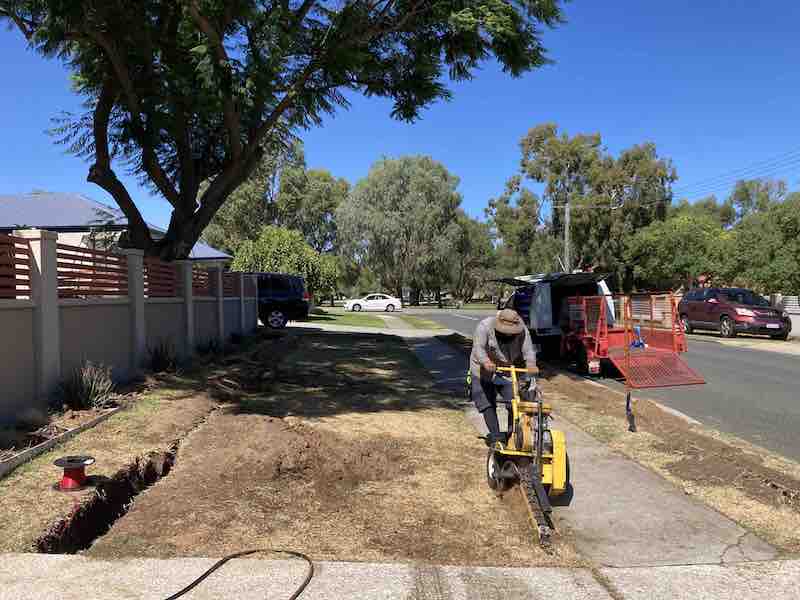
[60,302,132,380]
[0,306,37,424]
[224,299,241,337]
[245,300,258,334]
[145,301,186,355]
[194,300,218,347]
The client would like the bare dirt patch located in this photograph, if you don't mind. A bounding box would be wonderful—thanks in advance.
[438,333,800,555]
[88,331,576,566]
[0,378,215,553]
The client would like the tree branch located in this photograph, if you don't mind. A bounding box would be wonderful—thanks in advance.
[87,75,152,250]
[87,28,180,207]
[186,0,243,161]
[0,9,36,39]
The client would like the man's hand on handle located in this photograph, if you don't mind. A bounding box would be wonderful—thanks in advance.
[482,359,496,373]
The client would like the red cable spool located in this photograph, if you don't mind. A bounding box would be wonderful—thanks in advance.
[53,455,95,491]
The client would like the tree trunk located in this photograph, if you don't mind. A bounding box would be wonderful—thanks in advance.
[435,288,442,309]
[330,296,335,307]
[410,287,420,306]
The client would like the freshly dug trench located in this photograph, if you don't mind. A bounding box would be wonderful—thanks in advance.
[36,445,177,554]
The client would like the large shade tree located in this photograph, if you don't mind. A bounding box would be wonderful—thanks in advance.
[505,123,676,289]
[336,155,461,299]
[2,0,565,258]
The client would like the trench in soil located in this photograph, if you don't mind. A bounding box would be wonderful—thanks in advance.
[35,443,179,554]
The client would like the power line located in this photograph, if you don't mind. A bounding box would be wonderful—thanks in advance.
[672,147,800,194]
[673,156,800,198]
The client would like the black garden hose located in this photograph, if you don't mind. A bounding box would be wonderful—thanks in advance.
[163,548,314,600]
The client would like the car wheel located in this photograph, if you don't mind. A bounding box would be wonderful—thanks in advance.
[266,309,288,329]
[719,316,736,338]
[681,314,693,334]
[352,304,362,312]
[386,304,395,312]
[770,332,789,341]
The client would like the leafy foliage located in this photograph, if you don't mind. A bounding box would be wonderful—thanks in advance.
[201,150,286,255]
[624,213,729,290]
[449,211,494,301]
[58,361,116,411]
[1,0,565,258]
[336,156,461,297]
[627,180,798,293]
[723,192,800,293]
[147,340,178,374]
[729,178,786,220]
[273,143,349,253]
[486,175,558,276]
[232,225,338,296]
[670,195,736,228]
[494,123,676,289]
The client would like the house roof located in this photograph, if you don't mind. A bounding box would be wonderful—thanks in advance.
[0,192,230,261]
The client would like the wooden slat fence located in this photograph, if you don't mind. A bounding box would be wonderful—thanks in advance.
[243,276,256,297]
[144,257,179,298]
[57,243,128,298]
[192,267,211,297]
[0,234,32,300]
[223,272,238,297]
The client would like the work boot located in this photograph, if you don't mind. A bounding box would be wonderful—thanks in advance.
[486,431,509,447]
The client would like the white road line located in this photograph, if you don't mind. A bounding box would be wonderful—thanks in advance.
[451,313,481,321]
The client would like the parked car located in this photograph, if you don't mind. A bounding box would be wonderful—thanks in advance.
[344,293,402,312]
[256,273,309,329]
[678,287,792,340]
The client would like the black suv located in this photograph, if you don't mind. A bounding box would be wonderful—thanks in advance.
[256,273,309,329]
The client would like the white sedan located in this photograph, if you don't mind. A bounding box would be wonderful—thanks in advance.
[345,293,402,312]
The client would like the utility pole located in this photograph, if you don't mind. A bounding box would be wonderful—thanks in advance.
[563,196,571,273]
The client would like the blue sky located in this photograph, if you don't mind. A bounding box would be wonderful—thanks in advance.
[2,0,799,227]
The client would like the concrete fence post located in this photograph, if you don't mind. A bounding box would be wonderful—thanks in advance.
[214,267,225,342]
[14,228,60,399]
[253,274,259,331]
[238,272,246,336]
[123,249,146,371]
[177,260,194,356]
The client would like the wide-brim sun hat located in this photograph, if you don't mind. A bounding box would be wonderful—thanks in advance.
[494,309,524,336]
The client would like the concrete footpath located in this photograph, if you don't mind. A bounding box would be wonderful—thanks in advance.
[3,553,798,600]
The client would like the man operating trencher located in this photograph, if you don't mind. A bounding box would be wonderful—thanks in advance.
[469,309,538,445]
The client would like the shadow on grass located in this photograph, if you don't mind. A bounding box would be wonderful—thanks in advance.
[201,329,457,420]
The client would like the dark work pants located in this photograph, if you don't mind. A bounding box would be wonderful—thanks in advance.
[471,375,514,437]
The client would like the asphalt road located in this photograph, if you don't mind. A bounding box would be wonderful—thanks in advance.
[414,309,800,462]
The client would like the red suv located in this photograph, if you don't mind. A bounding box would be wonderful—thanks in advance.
[678,287,792,340]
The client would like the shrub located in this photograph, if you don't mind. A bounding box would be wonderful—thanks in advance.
[196,337,223,356]
[148,340,177,373]
[58,362,116,411]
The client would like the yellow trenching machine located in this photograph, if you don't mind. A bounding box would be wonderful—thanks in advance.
[486,366,569,544]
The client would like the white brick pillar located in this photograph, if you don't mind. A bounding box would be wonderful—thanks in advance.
[177,260,194,356]
[213,267,225,342]
[238,272,246,336]
[14,229,60,398]
[122,249,146,371]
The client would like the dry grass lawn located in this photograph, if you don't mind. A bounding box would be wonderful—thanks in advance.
[88,331,577,566]
[0,378,215,553]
